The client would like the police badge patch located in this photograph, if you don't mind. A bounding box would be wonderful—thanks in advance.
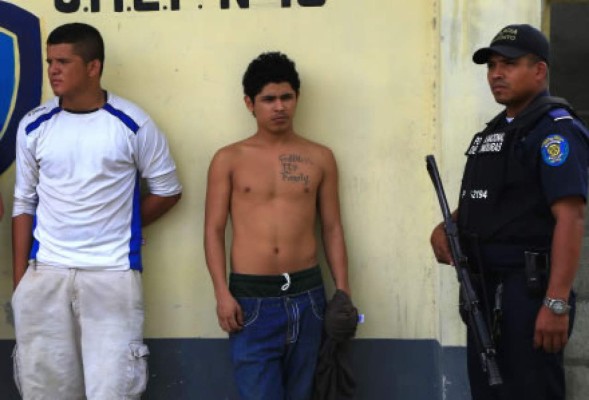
[541,134,569,166]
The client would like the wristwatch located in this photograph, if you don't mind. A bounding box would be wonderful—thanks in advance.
[543,297,571,315]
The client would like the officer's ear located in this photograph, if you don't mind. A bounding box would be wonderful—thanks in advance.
[527,54,548,81]
[536,60,548,79]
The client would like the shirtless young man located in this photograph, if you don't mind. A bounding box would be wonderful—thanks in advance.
[204,52,350,400]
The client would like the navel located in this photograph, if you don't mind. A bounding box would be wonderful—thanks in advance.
[274,247,280,255]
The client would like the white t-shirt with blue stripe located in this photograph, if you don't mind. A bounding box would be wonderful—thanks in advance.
[13,92,182,271]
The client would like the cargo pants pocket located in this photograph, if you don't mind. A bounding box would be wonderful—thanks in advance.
[12,345,22,396]
[125,342,150,397]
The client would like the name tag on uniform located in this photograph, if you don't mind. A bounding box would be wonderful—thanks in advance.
[467,132,506,155]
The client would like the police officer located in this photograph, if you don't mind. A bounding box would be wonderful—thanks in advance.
[431,24,589,399]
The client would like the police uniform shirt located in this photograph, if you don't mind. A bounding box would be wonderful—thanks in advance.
[459,95,589,247]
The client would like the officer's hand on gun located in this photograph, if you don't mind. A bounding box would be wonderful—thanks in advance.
[430,222,454,265]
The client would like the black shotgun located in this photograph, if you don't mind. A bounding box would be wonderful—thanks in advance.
[426,154,502,387]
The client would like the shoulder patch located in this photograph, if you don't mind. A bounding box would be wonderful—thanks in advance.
[541,134,569,166]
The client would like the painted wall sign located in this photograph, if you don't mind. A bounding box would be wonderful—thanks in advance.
[53,0,325,13]
[0,3,43,175]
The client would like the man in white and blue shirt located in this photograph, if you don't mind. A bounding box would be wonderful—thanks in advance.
[12,22,181,400]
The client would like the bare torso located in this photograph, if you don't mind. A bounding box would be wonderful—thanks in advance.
[227,135,327,274]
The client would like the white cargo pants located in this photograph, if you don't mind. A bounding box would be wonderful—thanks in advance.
[12,263,149,400]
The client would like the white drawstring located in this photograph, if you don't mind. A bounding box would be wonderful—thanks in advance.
[281,273,291,291]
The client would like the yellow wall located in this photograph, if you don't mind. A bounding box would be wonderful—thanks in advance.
[0,0,543,343]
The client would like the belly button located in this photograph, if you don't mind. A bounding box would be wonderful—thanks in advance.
[274,247,279,254]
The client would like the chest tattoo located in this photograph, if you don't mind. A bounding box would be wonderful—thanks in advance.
[279,153,312,186]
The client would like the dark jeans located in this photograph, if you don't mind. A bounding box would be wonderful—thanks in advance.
[230,286,326,400]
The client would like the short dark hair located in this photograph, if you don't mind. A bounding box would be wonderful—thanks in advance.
[47,23,104,72]
[242,52,300,101]
[525,53,544,65]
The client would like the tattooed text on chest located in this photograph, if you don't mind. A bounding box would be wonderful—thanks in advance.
[279,154,311,185]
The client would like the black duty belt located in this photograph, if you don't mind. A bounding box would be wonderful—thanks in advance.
[478,243,549,269]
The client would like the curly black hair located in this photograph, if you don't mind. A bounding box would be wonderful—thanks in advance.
[242,52,300,101]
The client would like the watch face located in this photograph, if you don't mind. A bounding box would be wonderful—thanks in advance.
[553,301,566,313]
[544,297,570,315]
[550,299,568,314]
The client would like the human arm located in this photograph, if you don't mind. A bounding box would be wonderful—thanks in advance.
[141,192,181,227]
[204,150,243,333]
[318,149,350,295]
[134,118,183,227]
[534,196,584,353]
[12,214,33,289]
[12,118,39,289]
[141,171,182,227]
[533,122,589,352]
[430,210,458,265]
